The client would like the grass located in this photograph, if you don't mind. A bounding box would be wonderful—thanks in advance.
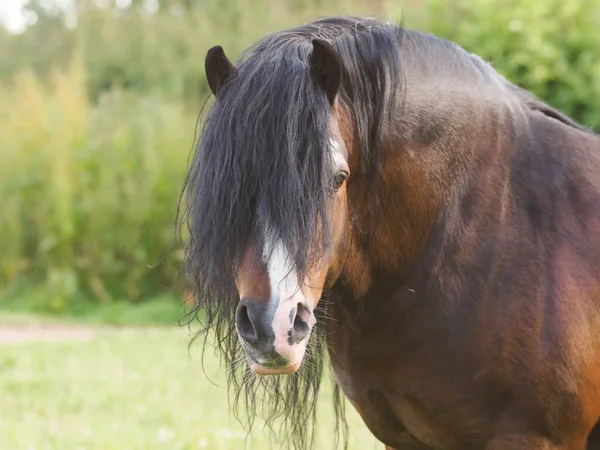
[0,313,381,450]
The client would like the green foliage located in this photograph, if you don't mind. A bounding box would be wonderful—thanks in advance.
[420,0,600,130]
[0,59,192,309]
[1,0,388,102]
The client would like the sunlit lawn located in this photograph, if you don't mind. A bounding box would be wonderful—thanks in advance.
[0,315,380,449]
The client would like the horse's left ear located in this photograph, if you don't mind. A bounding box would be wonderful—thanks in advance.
[308,39,341,105]
[205,45,236,97]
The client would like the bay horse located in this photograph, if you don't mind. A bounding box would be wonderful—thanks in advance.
[182,16,600,450]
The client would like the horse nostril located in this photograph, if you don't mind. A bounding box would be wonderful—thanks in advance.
[236,303,258,344]
[291,302,311,343]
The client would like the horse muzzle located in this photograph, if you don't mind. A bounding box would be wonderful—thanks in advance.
[235,295,315,375]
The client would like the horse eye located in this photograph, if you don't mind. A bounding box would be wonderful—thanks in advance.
[332,171,348,192]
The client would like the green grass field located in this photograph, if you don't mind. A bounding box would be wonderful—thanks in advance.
[0,313,380,450]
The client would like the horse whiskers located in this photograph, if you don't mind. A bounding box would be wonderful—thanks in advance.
[230,353,248,374]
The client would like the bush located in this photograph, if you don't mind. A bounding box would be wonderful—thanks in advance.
[0,58,193,310]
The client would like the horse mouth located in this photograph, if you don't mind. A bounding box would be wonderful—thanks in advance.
[243,348,301,375]
[250,361,301,375]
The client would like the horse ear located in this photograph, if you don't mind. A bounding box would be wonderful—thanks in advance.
[308,39,341,105]
[205,45,236,97]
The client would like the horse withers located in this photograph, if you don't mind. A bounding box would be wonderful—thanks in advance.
[182,16,600,450]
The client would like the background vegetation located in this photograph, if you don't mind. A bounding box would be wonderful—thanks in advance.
[0,0,599,313]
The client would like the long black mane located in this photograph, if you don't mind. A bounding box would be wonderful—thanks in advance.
[180,17,403,449]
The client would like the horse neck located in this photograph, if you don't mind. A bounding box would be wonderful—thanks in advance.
[338,72,528,300]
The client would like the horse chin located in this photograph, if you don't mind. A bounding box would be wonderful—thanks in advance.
[250,361,301,376]
[244,336,310,376]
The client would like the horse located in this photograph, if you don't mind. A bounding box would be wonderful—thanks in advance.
[181,16,600,450]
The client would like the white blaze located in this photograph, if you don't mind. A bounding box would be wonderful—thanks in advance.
[263,239,300,304]
[263,238,309,359]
